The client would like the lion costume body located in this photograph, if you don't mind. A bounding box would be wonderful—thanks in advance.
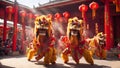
[27,15,56,65]
[88,32,107,59]
[61,17,94,65]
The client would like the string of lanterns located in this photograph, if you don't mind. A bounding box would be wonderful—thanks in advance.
[5,0,119,23]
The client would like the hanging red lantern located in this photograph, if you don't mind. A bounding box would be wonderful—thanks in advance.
[79,4,88,18]
[89,2,99,19]
[55,12,61,19]
[20,10,27,23]
[6,6,14,20]
[47,14,52,19]
[63,11,70,18]
[28,13,33,19]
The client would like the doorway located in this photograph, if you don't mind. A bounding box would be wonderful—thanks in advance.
[113,15,120,47]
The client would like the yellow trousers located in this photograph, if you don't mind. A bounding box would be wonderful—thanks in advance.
[61,48,94,65]
[27,49,37,61]
[36,47,57,65]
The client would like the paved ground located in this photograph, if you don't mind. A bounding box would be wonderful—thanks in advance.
[0,55,120,68]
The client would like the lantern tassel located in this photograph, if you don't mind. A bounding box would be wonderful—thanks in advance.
[82,11,85,18]
[8,13,12,20]
[92,9,96,20]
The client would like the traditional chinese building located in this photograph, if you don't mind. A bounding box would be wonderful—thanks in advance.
[0,0,35,51]
[0,0,120,51]
[35,0,120,50]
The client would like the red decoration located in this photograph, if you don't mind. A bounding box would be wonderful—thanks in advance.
[79,4,88,29]
[47,14,52,19]
[6,6,14,20]
[28,13,33,19]
[89,2,99,19]
[79,4,88,12]
[20,10,27,22]
[20,10,26,17]
[63,11,70,18]
[79,4,88,18]
[55,13,61,19]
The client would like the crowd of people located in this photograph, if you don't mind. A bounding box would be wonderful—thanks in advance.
[0,38,12,55]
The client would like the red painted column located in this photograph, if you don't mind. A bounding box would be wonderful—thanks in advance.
[104,0,113,50]
[3,8,7,42]
[21,18,25,53]
[12,1,18,51]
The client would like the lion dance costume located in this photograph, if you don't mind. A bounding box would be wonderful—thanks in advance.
[88,32,107,59]
[27,15,56,65]
[61,17,94,65]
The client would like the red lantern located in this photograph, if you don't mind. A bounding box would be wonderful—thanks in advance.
[89,2,99,19]
[6,6,14,20]
[28,13,33,19]
[47,14,52,19]
[20,10,27,23]
[55,13,61,19]
[63,11,70,18]
[79,4,88,18]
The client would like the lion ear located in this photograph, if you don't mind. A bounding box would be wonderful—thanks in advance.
[73,17,78,21]
[68,18,72,23]
[78,19,83,24]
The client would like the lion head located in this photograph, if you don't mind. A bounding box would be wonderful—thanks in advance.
[67,17,84,46]
[96,32,106,46]
[34,15,53,38]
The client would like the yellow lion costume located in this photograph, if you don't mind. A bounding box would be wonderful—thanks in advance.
[27,15,56,65]
[61,17,94,65]
[88,32,107,59]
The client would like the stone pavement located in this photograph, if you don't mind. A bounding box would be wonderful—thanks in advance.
[0,55,120,68]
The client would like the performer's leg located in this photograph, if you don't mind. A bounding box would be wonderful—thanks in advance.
[50,47,57,64]
[44,47,53,65]
[71,49,79,64]
[101,49,107,59]
[27,49,36,61]
[61,48,70,63]
[35,52,44,61]
[26,48,30,56]
[83,49,94,65]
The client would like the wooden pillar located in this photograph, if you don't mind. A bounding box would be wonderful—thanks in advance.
[3,8,7,42]
[104,0,113,50]
[12,0,18,51]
